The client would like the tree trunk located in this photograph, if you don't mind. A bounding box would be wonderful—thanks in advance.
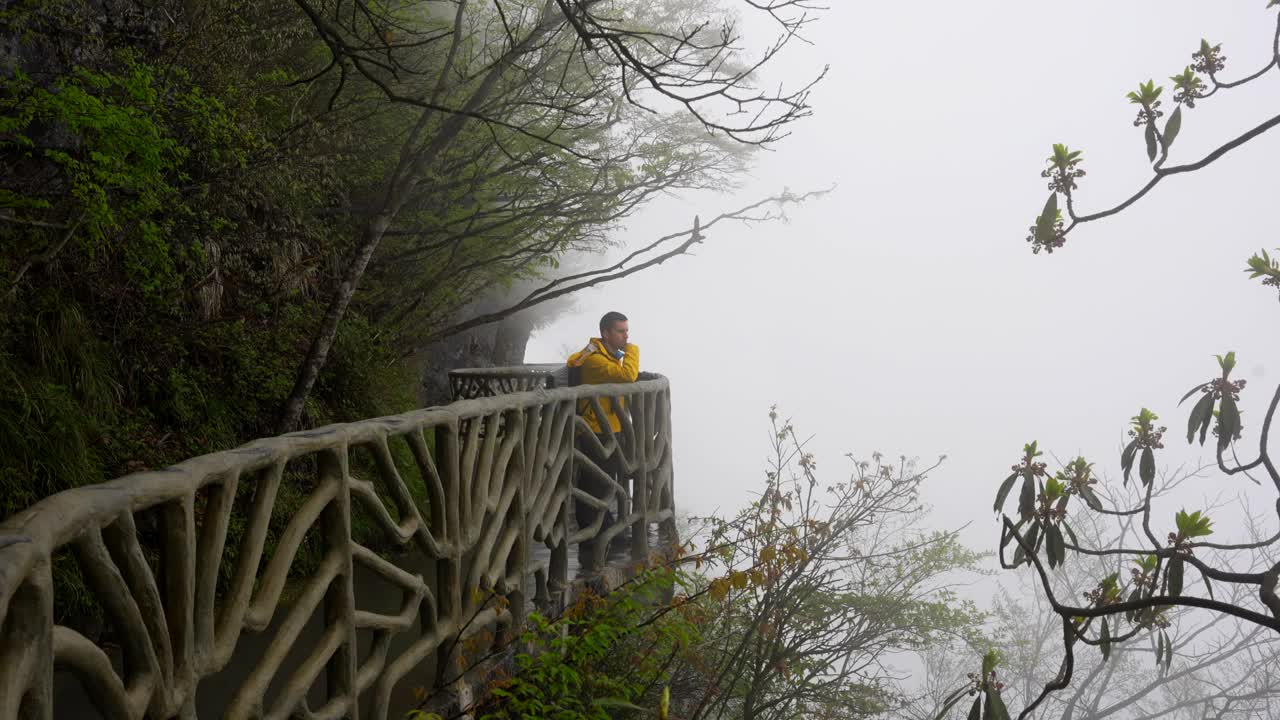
[491,314,534,366]
[274,2,561,433]
[276,211,394,433]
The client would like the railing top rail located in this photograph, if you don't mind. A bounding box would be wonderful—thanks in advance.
[0,370,674,720]
[447,364,562,378]
[0,374,669,581]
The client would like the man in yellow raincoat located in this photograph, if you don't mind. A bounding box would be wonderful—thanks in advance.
[565,311,640,431]
[565,311,639,542]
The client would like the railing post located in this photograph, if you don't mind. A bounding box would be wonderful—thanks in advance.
[659,388,678,545]
[630,389,650,565]
[0,557,53,720]
[434,423,463,691]
[505,407,528,645]
[549,400,571,613]
[0,369,673,720]
[319,447,359,720]
[163,493,198,716]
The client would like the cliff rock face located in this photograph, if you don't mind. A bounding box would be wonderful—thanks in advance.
[493,314,535,367]
[415,285,574,405]
[416,313,538,406]
[2,0,175,216]
[2,0,172,74]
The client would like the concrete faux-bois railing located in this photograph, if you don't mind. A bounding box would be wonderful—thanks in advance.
[0,372,675,719]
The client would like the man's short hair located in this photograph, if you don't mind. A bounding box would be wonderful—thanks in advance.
[599,311,628,335]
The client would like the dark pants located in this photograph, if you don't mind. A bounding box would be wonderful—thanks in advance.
[574,433,619,534]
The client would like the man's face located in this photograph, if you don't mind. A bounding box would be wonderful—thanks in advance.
[602,320,629,352]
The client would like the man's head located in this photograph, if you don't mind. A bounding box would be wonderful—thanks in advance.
[599,311,629,353]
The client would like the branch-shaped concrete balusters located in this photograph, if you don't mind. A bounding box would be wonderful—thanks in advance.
[0,375,673,720]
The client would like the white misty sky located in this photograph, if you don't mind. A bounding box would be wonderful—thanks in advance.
[526,2,1280,549]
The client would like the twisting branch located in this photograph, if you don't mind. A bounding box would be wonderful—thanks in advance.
[275,0,827,432]
[1063,112,1280,230]
[1017,618,1076,720]
[5,212,86,298]
[556,0,828,144]
[413,187,831,346]
[1005,23,1280,716]
[1029,9,1280,254]
[926,461,1280,720]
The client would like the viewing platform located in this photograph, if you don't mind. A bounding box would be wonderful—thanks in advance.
[0,368,676,720]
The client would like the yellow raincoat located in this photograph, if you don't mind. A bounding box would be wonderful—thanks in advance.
[565,338,639,433]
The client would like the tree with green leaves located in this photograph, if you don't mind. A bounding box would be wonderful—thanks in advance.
[945,5,1280,718]
[402,411,985,720]
[0,0,824,628]
[917,466,1280,720]
[274,0,829,431]
[659,411,985,720]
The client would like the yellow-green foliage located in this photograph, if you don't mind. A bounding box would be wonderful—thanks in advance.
[0,46,421,619]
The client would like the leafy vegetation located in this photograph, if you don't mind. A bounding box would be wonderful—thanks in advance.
[918,466,1280,719]
[403,411,985,720]
[12,1,1280,717]
[949,4,1280,717]
[0,0,820,624]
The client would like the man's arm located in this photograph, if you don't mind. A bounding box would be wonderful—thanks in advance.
[584,343,640,383]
